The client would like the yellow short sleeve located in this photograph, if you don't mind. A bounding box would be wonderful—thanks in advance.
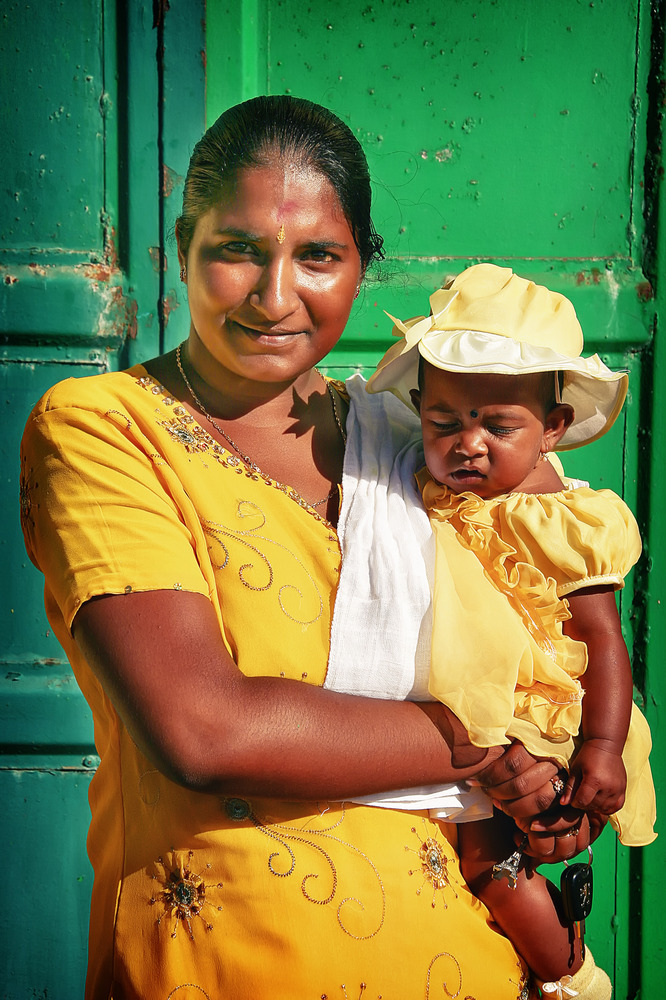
[495,488,642,597]
[21,387,211,632]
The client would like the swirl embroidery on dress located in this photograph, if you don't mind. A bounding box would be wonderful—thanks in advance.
[165,987,212,1000]
[320,986,383,1000]
[222,799,385,940]
[202,504,324,626]
[425,952,471,999]
[149,850,223,940]
[405,821,460,908]
[136,374,336,527]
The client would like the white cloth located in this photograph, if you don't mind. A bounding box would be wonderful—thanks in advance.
[326,374,492,821]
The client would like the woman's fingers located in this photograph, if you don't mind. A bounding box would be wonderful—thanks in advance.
[475,743,558,790]
[519,813,592,862]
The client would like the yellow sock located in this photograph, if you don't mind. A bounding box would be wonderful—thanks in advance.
[539,950,612,999]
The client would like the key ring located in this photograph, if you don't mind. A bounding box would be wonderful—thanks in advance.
[563,845,593,866]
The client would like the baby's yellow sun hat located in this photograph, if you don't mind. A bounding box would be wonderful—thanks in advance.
[366,263,628,450]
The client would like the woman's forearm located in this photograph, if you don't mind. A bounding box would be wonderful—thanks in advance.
[73,589,499,798]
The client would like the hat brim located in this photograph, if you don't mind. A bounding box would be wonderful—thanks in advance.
[367,328,628,450]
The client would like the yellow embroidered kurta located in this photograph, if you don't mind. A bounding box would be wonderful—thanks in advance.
[20,368,530,1000]
[419,473,656,848]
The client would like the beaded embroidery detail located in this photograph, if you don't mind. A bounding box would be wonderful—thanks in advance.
[135,373,338,529]
[425,952,471,999]
[165,986,212,999]
[149,850,223,941]
[222,799,386,940]
[406,821,459,908]
[202,504,325,627]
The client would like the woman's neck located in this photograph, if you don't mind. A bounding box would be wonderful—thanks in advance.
[183,334,325,422]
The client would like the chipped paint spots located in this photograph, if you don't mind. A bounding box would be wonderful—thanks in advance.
[636,282,654,302]
[4,274,18,285]
[162,163,184,198]
[98,286,138,340]
[148,246,168,272]
[162,289,180,328]
[83,263,113,283]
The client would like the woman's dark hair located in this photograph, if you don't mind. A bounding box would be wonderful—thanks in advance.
[177,95,384,271]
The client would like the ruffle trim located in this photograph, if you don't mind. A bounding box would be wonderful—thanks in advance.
[422,484,585,746]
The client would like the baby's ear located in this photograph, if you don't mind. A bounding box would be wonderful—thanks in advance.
[410,388,421,412]
[542,403,574,451]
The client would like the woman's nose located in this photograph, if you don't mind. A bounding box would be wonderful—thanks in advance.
[249,257,300,322]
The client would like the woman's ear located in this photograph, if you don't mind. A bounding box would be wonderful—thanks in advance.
[542,404,574,452]
[410,388,422,412]
[175,221,186,270]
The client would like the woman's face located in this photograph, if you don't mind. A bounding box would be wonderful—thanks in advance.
[180,162,362,388]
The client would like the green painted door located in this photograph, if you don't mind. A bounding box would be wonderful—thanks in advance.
[206,1,664,996]
[0,1,204,995]
[2,0,663,996]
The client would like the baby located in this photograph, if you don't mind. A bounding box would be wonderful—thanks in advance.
[366,264,656,999]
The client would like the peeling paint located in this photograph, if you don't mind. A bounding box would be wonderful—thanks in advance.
[162,163,184,198]
[97,286,138,340]
[148,246,167,272]
[162,289,180,328]
[83,263,113,283]
[636,281,654,302]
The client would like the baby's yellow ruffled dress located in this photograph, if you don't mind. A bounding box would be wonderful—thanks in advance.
[419,472,656,848]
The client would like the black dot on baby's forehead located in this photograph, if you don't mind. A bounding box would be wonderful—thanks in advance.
[470,409,479,418]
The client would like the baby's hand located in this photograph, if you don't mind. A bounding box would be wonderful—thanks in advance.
[560,739,627,814]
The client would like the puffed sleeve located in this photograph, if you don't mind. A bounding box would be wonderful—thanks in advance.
[496,487,642,597]
[20,378,211,634]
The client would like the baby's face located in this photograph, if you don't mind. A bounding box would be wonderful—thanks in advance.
[415,367,550,498]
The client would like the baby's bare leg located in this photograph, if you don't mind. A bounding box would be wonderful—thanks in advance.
[458,813,583,983]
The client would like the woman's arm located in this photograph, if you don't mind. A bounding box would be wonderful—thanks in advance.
[559,585,632,813]
[74,588,494,797]
[74,588,562,804]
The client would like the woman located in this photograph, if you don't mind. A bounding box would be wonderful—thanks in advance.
[20,96,588,999]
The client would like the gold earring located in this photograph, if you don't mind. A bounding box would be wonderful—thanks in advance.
[277,223,286,244]
[180,266,186,282]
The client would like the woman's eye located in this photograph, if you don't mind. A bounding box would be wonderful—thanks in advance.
[220,242,257,257]
[433,421,458,433]
[488,425,514,436]
[302,249,337,263]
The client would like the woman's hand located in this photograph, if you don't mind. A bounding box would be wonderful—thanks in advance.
[469,742,561,819]
[515,809,608,863]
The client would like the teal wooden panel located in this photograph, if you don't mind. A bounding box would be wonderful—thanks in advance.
[161,2,207,353]
[0,768,94,999]
[0,1,206,995]
[1,360,105,669]
[0,1,105,255]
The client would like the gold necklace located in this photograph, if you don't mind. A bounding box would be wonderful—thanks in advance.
[175,343,346,508]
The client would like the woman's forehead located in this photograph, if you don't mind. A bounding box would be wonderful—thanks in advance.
[200,163,348,231]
